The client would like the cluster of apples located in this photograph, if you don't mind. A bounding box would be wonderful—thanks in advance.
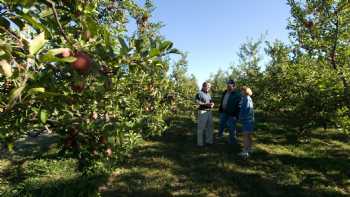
[58,48,92,93]
[58,48,92,72]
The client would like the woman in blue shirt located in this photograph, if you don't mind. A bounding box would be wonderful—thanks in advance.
[239,86,254,157]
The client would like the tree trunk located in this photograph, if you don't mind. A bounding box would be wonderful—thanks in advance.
[341,75,350,108]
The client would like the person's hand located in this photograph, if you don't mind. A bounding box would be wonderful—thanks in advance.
[210,102,214,108]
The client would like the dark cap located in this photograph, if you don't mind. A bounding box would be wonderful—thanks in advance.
[227,79,235,85]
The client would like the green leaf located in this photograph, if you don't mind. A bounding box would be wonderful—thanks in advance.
[61,57,77,63]
[118,37,128,49]
[85,16,99,36]
[27,87,45,95]
[40,54,56,62]
[40,9,53,18]
[40,48,77,63]
[168,48,181,54]
[135,39,143,52]
[44,92,61,96]
[8,86,25,107]
[19,13,51,36]
[103,27,111,48]
[45,48,69,56]
[160,41,173,52]
[41,55,76,63]
[29,32,47,56]
[40,110,48,124]
[0,60,12,78]
[12,17,25,30]
[118,36,129,55]
[31,107,39,113]
[149,48,160,58]
[7,143,14,152]
[0,16,11,29]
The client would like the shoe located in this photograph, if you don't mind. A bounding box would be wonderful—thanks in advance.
[217,133,223,138]
[238,151,249,158]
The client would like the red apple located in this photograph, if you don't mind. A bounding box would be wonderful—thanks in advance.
[99,136,107,144]
[66,97,77,105]
[90,111,98,120]
[304,20,313,29]
[92,149,98,156]
[71,51,92,73]
[106,148,112,157]
[71,80,85,93]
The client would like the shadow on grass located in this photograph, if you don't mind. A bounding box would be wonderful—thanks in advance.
[2,114,349,196]
[0,133,111,197]
[1,173,108,197]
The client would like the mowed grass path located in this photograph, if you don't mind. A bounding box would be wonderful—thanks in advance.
[101,115,350,197]
[1,114,349,197]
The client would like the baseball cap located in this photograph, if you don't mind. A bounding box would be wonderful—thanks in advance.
[227,79,235,85]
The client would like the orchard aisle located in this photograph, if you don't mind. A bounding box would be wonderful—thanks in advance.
[0,113,348,196]
[99,114,350,197]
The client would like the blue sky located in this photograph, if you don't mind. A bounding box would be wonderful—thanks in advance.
[143,1,291,85]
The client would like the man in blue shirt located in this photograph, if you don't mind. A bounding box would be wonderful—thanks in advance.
[195,82,214,147]
[218,80,241,145]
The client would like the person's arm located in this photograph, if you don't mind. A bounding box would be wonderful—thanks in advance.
[237,95,245,119]
[248,97,254,121]
[195,93,204,105]
[218,91,226,112]
[209,98,214,108]
[234,94,244,119]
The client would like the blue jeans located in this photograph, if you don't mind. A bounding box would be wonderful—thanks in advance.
[218,113,237,144]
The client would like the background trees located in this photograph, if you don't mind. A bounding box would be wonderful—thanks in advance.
[208,0,350,137]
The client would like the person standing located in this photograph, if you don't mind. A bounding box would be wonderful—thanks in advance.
[238,86,255,157]
[218,80,241,144]
[195,82,214,147]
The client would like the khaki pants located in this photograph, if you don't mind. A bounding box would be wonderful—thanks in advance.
[197,110,213,146]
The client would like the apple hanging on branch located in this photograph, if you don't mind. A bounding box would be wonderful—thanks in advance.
[304,20,314,29]
[106,147,113,157]
[71,51,92,73]
[71,79,85,93]
[53,49,92,73]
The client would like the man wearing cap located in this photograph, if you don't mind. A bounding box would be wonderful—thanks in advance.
[195,82,214,147]
[218,79,241,144]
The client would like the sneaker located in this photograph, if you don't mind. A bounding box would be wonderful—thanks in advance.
[217,132,224,138]
[238,151,249,158]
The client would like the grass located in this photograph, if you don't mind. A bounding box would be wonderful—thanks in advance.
[0,112,349,197]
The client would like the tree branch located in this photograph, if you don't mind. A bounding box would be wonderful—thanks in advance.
[47,0,72,45]
[0,26,24,48]
[330,12,339,70]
